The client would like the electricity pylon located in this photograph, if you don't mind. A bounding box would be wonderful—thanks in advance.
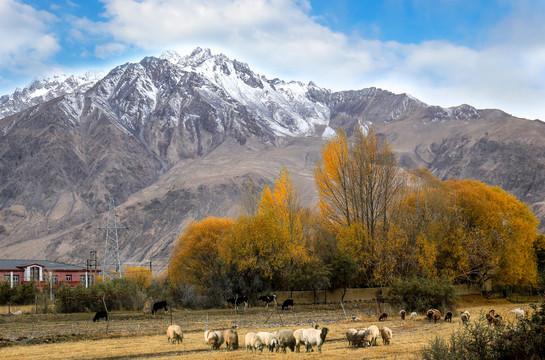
[100,197,127,282]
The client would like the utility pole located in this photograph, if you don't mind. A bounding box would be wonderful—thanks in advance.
[99,197,127,282]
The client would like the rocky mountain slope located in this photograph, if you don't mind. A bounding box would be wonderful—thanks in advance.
[1,48,544,273]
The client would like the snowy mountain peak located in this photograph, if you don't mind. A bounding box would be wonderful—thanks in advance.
[0,72,104,120]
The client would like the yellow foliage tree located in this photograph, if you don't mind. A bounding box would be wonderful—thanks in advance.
[448,179,539,287]
[168,217,234,290]
[220,169,309,288]
[123,266,152,290]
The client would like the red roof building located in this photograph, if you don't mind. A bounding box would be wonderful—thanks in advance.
[0,259,99,288]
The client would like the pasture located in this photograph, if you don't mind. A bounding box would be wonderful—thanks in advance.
[0,297,534,359]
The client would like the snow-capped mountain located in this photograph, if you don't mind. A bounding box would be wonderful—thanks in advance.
[0,72,103,120]
[2,47,545,273]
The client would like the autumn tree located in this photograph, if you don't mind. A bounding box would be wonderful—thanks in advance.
[168,217,234,293]
[123,266,152,290]
[220,169,310,290]
[315,127,403,286]
[447,179,539,287]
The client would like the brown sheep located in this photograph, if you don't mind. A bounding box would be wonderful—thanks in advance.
[399,310,406,320]
[427,309,441,323]
[380,327,393,345]
[223,329,239,350]
[378,312,388,321]
[167,325,183,344]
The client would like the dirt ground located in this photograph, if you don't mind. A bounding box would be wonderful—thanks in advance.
[0,297,535,359]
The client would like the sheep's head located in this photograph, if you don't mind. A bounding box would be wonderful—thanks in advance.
[320,327,329,341]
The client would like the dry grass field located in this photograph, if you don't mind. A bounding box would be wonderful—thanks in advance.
[0,297,535,360]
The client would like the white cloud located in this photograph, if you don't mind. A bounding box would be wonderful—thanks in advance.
[95,42,127,59]
[0,0,60,74]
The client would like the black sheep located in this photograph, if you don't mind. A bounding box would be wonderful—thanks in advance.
[281,298,294,310]
[93,310,108,322]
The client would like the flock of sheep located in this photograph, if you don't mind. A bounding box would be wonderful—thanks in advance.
[138,300,528,354]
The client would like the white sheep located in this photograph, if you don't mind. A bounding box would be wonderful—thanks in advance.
[274,329,296,353]
[256,331,279,352]
[355,329,367,347]
[509,308,524,320]
[167,325,183,344]
[244,332,263,353]
[409,312,417,321]
[460,310,471,324]
[296,327,329,353]
[380,326,393,345]
[346,328,358,346]
[204,330,224,349]
[363,325,380,347]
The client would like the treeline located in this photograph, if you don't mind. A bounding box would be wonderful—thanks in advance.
[168,128,541,305]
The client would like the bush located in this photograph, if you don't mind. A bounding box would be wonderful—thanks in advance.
[385,277,458,313]
[422,303,545,360]
[55,279,147,313]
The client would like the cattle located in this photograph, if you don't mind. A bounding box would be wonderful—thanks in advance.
[257,294,277,307]
[93,310,108,322]
[152,300,168,315]
[227,295,248,309]
[282,298,294,310]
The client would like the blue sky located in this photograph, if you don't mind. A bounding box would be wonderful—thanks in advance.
[2,0,545,120]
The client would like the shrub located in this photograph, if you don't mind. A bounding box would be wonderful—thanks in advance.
[385,277,458,313]
[55,279,147,313]
[422,303,545,360]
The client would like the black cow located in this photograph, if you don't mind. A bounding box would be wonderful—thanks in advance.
[152,300,168,315]
[281,298,294,310]
[227,295,248,309]
[257,294,277,307]
[93,310,108,322]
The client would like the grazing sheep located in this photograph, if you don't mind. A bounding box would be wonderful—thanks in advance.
[256,332,279,352]
[282,298,294,310]
[445,312,453,322]
[380,327,393,345]
[379,312,388,321]
[346,329,358,346]
[427,309,441,323]
[167,325,183,344]
[274,329,296,353]
[400,310,406,320]
[223,329,239,350]
[151,300,167,315]
[294,329,304,352]
[460,311,470,324]
[93,310,108,322]
[204,330,224,349]
[492,314,503,326]
[298,327,329,353]
[355,329,367,347]
[409,312,417,321]
[257,294,277,308]
[245,332,263,353]
[509,308,525,320]
[486,309,496,324]
[363,325,380,347]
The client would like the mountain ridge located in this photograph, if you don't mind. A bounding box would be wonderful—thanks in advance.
[1,48,543,273]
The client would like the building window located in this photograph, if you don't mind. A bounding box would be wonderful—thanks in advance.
[66,274,72,281]
[52,275,58,285]
[13,275,19,284]
[3,275,9,282]
[31,267,39,281]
